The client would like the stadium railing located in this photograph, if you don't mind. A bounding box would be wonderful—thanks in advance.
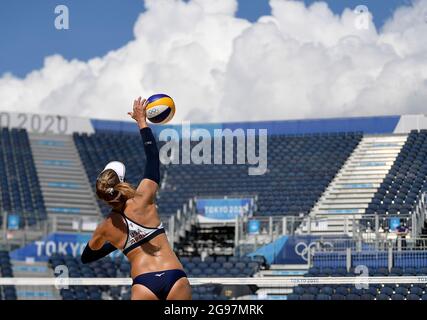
[308,237,427,271]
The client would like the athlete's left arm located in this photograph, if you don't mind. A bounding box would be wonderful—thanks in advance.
[81,221,117,264]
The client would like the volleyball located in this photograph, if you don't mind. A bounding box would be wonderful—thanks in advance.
[145,94,176,124]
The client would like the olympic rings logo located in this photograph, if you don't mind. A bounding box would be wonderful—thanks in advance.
[147,109,158,116]
[294,241,333,261]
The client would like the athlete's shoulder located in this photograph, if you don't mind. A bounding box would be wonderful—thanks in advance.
[105,211,125,225]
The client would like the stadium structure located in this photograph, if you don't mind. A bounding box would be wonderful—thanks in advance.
[1,112,427,300]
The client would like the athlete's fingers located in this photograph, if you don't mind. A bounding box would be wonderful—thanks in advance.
[141,98,147,110]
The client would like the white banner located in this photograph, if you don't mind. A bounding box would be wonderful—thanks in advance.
[0,111,94,134]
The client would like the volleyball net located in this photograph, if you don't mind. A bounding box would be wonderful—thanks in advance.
[1,276,426,286]
[3,276,427,300]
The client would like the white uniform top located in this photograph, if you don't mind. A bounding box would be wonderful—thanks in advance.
[121,213,165,255]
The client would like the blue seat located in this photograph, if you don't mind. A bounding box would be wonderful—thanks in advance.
[228,257,239,263]
[223,262,233,269]
[348,287,363,295]
[403,268,417,276]
[210,262,221,269]
[380,287,394,296]
[410,287,423,296]
[191,268,202,276]
[335,287,349,295]
[407,294,421,301]
[216,268,227,276]
[242,267,254,276]
[204,256,214,264]
[360,294,375,300]
[198,262,209,270]
[235,262,245,270]
[390,267,403,276]
[391,294,405,300]
[320,287,334,295]
[293,286,305,295]
[185,262,196,270]
[306,287,319,295]
[300,294,315,300]
[216,257,227,264]
[394,287,408,295]
[180,257,190,264]
[89,291,102,300]
[204,268,215,277]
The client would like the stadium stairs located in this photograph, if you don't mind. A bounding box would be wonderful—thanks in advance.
[29,133,101,231]
[12,260,61,300]
[299,134,407,236]
[248,264,308,300]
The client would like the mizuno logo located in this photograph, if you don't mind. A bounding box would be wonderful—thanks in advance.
[155,272,165,277]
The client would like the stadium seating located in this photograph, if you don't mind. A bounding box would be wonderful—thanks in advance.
[312,250,427,270]
[293,266,427,300]
[191,284,229,300]
[367,130,427,216]
[73,132,166,217]
[0,128,46,227]
[0,251,16,300]
[180,255,263,278]
[161,133,362,217]
[74,131,362,217]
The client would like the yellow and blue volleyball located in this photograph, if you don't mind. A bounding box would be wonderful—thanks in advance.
[145,94,176,124]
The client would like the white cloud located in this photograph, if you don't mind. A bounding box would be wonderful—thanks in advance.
[0,0,427,123]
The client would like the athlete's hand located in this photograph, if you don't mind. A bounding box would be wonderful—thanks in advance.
[128,97,149,128]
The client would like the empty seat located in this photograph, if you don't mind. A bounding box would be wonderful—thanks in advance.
[293,286,305,295]
[407,294,421,301]
[391,294,405,300]
[376,294,390,300]
[300,294,315,300]
[380,287,394,296]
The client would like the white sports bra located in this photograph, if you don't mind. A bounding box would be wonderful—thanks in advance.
[121,213,165,255]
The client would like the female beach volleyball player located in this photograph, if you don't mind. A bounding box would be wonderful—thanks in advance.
[80,97,191,300]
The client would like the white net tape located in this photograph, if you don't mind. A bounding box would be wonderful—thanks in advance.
[0,276,426,286]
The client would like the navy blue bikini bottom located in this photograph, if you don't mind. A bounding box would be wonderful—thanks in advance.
[132,269,187,300]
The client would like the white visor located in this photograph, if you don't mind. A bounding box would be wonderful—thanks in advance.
[101,161,126,183]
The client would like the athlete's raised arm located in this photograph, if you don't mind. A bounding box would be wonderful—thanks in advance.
[128,97,160,206]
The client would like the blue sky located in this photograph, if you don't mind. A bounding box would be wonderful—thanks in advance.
[0,0,414,77]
